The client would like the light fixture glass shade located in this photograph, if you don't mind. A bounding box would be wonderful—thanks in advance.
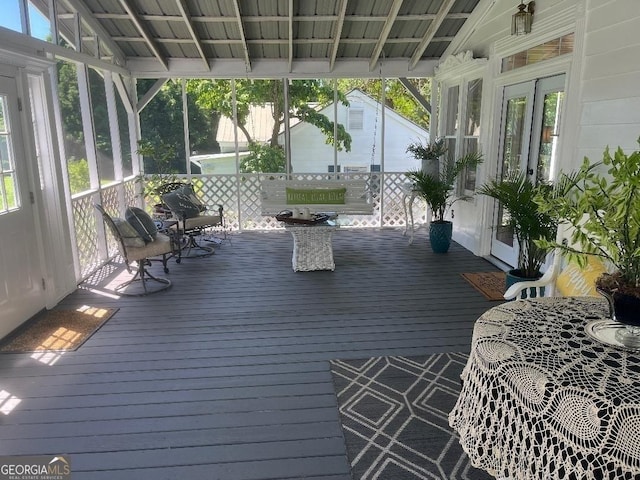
[512,3,533,35]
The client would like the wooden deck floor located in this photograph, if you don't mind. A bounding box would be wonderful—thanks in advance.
[0,228,503,479]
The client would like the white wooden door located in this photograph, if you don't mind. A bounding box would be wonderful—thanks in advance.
[490,75,566,267]
[0,73,45,339]
[490,81,535,266]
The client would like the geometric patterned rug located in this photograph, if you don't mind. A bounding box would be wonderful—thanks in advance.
[330,353,493,480]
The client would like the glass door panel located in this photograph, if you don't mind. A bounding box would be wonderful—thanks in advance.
[490,75,565,267]
[530,76,566,184]
[0,73,45,339]
[490,81,534,265]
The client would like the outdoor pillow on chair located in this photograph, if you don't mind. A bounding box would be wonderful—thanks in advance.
[176,184,207,213]
[556,255,607,297]
[161,190,201,219]
[112,217,146,248]
[125,206,158,243]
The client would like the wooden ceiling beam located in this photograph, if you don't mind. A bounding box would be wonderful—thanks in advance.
[118,0,168,71]
[409,0,456,70]
[230,0,251,72]
[65,0,127,66]
[329,0,348,72]
[88,12,471,24]
[175,0,209,71]
[369,0,404,71]
[288,0,293,72]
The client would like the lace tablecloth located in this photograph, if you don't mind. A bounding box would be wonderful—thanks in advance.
[449,297,640,479]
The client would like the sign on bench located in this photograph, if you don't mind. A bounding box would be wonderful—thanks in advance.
[261,179,374,216]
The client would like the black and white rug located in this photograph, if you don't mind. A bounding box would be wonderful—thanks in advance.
[330,353,492,480]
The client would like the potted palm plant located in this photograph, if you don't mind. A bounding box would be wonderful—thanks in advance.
[405,138,483,253]
[478,172,557,294]
[537,139,640,331]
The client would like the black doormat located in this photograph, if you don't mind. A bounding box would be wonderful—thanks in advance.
[330,353,492,480]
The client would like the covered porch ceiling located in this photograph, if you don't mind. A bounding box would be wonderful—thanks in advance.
[50,0,485,78]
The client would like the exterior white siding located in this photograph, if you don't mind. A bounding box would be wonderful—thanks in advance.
[577,0,640,165]
[291,90,428,174]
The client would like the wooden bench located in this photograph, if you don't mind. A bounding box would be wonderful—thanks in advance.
[260,178,374,216]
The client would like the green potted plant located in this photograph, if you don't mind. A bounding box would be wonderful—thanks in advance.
[405,138,483,253]
[136,140,180,202]
[537,139,640,329]
[478,172,557,293]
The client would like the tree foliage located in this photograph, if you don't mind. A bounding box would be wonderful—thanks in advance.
[240,143,286,173]
[67,158,90,194]
[186,79,352,153]
[57,68,428,177]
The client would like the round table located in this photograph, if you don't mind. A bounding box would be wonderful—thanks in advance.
[449,297,640,479]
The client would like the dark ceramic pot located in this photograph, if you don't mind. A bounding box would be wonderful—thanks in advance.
[598,289,640,327]
[505,269,544,300]
[429,221,453,253]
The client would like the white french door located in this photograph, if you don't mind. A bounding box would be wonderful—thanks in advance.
[0,73,45,339]
[490,74,566,267]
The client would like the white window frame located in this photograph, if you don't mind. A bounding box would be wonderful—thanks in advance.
[434,52,488,196]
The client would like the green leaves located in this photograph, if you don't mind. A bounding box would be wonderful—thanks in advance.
[406,143,483,223]
[539,138,640,287]
[406,137,447,162]
[240,143,285,174]
[479,172,557,278]
[185,79,352,154]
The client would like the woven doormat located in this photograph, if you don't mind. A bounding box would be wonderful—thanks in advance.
[461,271,506,301]
[0,306,118,353]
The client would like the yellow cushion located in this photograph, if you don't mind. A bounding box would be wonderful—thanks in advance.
[556,256,607,297]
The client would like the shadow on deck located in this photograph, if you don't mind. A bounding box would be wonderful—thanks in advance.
[0,228,503,479]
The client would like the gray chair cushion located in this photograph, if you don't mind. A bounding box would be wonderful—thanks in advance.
[125,206,157,243]
[177,184,207,213]
[161,191,201,219]
[112,217,146,248]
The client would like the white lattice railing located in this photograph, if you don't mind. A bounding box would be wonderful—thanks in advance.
[163,172,427,230]
[70,178,143,280]
[71,173,426,278]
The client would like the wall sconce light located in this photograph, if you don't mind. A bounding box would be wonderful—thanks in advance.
[512,1,535,36]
